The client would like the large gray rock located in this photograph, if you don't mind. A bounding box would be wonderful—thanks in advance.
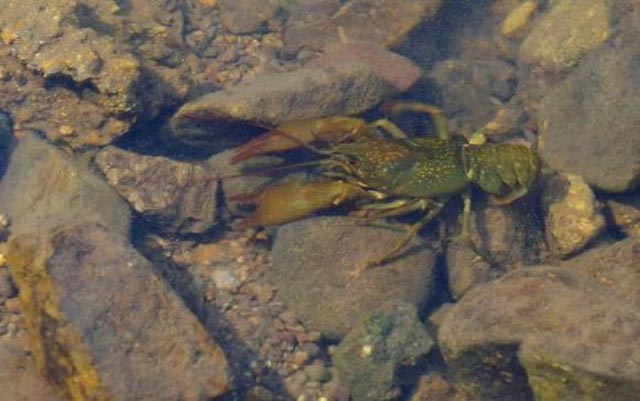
[7,223,231,401]
[171,64,395,144]
[266,217,436,340]
[438,258,640,401]
[0,134,130,238]
[537,11,640,192]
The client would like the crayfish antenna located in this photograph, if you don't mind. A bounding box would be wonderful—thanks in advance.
[234,214,260,230]
[217,160,323,182]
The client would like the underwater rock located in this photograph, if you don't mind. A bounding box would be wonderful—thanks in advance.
[0,133,130,239]
[333,301,434,401]
[606,196,640,237]
[282,0,442,56]
[519,0,611,71]
[0,267,15,301]
[564,235,640,308]
[0,110,12,177]
[96,146,218,235]
[0,0,140,146]
[6,223,231,401]
[305,42,423,92]
[438,265,640,401]
[537,10,640,192]
[429,59,511,134]
[171,63,395,144]
[446,201,544,299]
[542,173,605,258]
[218,0,281,34]
[0,0,198,148]
[267,217,436,340]
[500,1,539,38]
[0,333,65,401]
[408,373,461,401]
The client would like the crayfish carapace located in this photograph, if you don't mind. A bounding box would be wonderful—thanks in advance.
[227,102,540,274]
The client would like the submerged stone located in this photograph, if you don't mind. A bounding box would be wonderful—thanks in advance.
[171,64,395,144]
[439,263,640,401]
[267,217,436,339]
[333,301,434,401]
[0,133,130,238]
[537,10,640,192]
[7,223,231,401]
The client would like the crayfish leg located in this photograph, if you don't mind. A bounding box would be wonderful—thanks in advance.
[381,101,450,140]
[368,119,409,139]
[351,201,443,276]
[453,190,498,266]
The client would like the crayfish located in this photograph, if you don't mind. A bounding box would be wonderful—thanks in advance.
[228,102,540,274]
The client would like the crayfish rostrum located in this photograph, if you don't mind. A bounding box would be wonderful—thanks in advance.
[228,102,540,274]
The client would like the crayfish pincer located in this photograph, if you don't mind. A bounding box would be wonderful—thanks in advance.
[227,102,540,275]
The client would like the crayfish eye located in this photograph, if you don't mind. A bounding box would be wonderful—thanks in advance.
[345,156,362,170]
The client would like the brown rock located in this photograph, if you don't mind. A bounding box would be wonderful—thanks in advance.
[7,223,230,401]
[267,217,436,339]
[0,0,140,146]
[219,0,281,34]
[0,0,199,147]
[606,196,640,237]
[410,374,462,401]
[542,173,605,257]
[95,146,217,235]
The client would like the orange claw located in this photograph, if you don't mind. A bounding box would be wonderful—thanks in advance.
[231,116,373,164]
[234,180,369,229]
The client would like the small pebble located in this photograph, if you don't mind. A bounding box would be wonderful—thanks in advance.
[245,385,274,401]
[211,268,242,293]
[284,370,307,398]
[292,350,310,366]
[300,342,321,358]
[4,297,21,314]
[304,361,330,383]
[0,268,16,299]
